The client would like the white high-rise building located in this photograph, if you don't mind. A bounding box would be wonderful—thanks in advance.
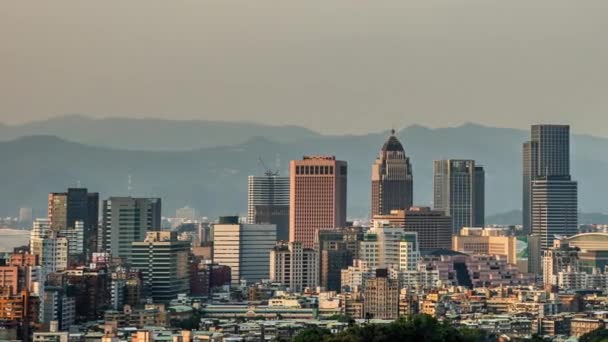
[359,221,420,272]
[213,217,277,286]
[247,175,289,241]
[59,220,84,257]
[31,231,68,274]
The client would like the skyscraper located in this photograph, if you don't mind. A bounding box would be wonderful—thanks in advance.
[247,174,290,241]
[433,160,484,233]
[523,125,577,275]
[523,125,573,234]
[289,156,347,248]
[48,188,99,259]
[531,177,578,250]
[100,197,161,262]
[371,130,413,217]
[212,216,277,286]
[130,231,190,302]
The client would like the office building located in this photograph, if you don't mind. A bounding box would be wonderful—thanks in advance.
[371,130,413,216]
[39,286,75,331]
[316,229,358,291]
[433,160,485,232]
[130,232,190,302]
[527,136,578,272]
[247,174,290,241]
[30,231,68,274]
[359,221,420,272]
[48,188,99,259]
[452,227,518,264]
[523,125,571,233]
[373,207,452,250]
[269,241,318,292]
[531,177,578,252]
[101,197,161,262]
[30,223,47,271]
[212,217,277,286]
[290,156,347,248]
[364,269,399,320]
[59,221,84,261]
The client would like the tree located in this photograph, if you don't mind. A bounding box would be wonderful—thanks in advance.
[579,328,608,342]
[293,314,489,342]
[292,327,332,342]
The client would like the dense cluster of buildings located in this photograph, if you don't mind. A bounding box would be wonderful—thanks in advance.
[2,124,605,341]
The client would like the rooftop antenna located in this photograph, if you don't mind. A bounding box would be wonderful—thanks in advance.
[76,180,81,188]
[258,157,279,177]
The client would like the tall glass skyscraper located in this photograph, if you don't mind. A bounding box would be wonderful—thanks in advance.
[433,159,485,233]
[523,125,573,234]
[523,125,578,274]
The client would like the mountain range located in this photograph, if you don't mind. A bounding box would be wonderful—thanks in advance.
[1,115,607,223]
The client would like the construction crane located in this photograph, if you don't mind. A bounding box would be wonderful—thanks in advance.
[258,157,280,176]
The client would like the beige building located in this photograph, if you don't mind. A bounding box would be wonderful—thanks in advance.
[213,217,277,286]
[452,227,518,264]
[364,269,399,320]
[289,156,347,248]
[269,241,318,292]
[373,207,452,250]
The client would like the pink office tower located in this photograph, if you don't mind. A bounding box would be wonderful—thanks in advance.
[289,156,347,248]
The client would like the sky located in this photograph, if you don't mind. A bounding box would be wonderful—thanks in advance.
[2,0,608,135]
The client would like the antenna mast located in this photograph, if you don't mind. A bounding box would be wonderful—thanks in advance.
[258,157,279,177]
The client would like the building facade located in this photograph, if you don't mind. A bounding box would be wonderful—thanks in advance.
[523,125,573,234]
[373,208,452,251]
[269,241,318,292]
[364,269,399,320]
[371,130,413,217]
[101,197,161,262]
[531,177,578,252]
[452,227,518,264]
[130,232,190,302]
[47,188,99,260]
[212,217,277,286]
[433,160,485,233]
[247,175,290,241]
[289,156,347,248]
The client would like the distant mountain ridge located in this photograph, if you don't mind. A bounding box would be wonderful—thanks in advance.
[0,115,322,150]
[1,116,608,220]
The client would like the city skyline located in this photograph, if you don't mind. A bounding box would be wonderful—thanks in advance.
[2,1,608,136]
[1,1,605,339]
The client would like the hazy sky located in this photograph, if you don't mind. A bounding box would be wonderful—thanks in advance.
[2,1,608,134]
